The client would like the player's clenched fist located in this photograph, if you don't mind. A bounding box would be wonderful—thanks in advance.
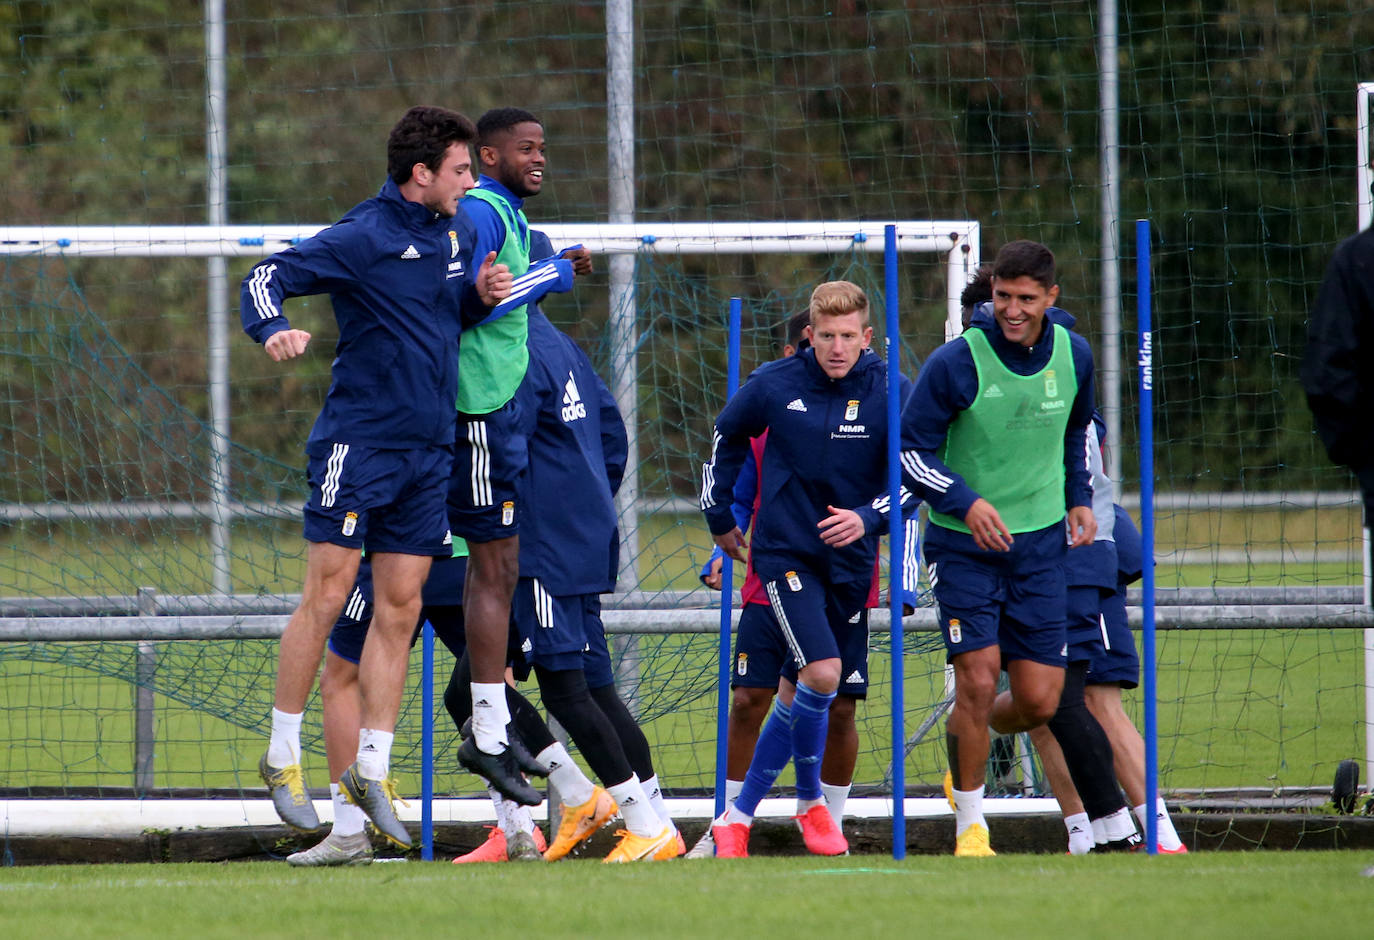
[264,328,312,362]
[476,250,513,305]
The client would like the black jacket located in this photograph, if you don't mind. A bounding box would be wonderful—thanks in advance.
[1301,226,1374,512]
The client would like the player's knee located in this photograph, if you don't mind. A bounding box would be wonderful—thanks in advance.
[1024,691,1062,727]
[730,687,773,726]
[299,580,355,628]
[799,660,841,695]
[954,672,998,713]
[318,654,357,703]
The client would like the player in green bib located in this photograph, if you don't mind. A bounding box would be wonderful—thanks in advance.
[452,108,593,793]
[900,240,1097,856]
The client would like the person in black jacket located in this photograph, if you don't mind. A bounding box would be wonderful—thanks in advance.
[1301,226,1374,522]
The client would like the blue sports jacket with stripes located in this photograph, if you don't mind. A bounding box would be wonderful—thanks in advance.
[239,178,571,455]
[700,347,916,586]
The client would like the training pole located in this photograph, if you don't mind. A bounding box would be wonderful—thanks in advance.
[713,297,743,819]
[421,619,436,860]
[1136,219,1159,855]
[884,224,908,858]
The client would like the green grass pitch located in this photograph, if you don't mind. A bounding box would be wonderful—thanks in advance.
[1,853,1372,939]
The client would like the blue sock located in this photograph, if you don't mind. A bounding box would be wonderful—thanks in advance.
[790,681,836,802]
[733,700,793,817]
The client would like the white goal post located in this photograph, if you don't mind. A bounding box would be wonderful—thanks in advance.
[1356,82,1374,788]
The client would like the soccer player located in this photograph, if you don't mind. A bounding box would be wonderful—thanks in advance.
[688,309,919,858]
[450,107,591,797]
[240,106,514,842]
[505,295,681,863]
[1026,412,1144,853]
[1082,504,1187,852]
[899,239,1097,856]
[701,281,915,858]
[964,266,1140,853]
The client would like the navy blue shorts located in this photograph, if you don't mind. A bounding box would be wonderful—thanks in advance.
[302,442,452,556]
[925,523,1068,668]
[730,603,788,691]
[759,567,869,675]
[1085,584,1140,689]
[511,581,615,689]
[449,400,527,543]
[1066,583,1113,665]
[327,556,468,664]
[732,602,869,697]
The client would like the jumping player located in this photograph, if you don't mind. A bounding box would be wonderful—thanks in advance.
[451,108,592,797]
[241,106,513,843]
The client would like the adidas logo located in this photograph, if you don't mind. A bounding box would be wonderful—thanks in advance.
[361,744,378,752]
[561,372,587,422]
[474,698,491,708]
[985,384,1004,398]
[845,670,863,684]
[400,244,421,259]
[787,398,808,412]
[1069,824,1085,834]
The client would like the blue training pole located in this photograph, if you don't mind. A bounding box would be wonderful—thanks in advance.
[421,618,435,860]
[713,297,742,820]
[1136,219,1159,856]
[884,224,907,859]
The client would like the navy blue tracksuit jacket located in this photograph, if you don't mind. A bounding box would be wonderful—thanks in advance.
[700,346,914,586]
[512,309,628,596]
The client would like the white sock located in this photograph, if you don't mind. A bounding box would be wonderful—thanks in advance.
[820,782,851,828]
[724,778,745,809]
[331,782,366,837]
[722,804,753,827]
[355,728,393,780]
[796,796,825,814]
[1135,798,1184,851]
[488,785,535,837]
[488,785,512,832]
[506,800,536,837]
[640,773,674,831]
[1100,807,1138,842]
[267,708,303,766]
[1064,812,1093,855]
[951,784,986,837]
[1091,816,1108,844]
[607,775,661,838]
[536,742,595,807]
[470,682,511,753]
